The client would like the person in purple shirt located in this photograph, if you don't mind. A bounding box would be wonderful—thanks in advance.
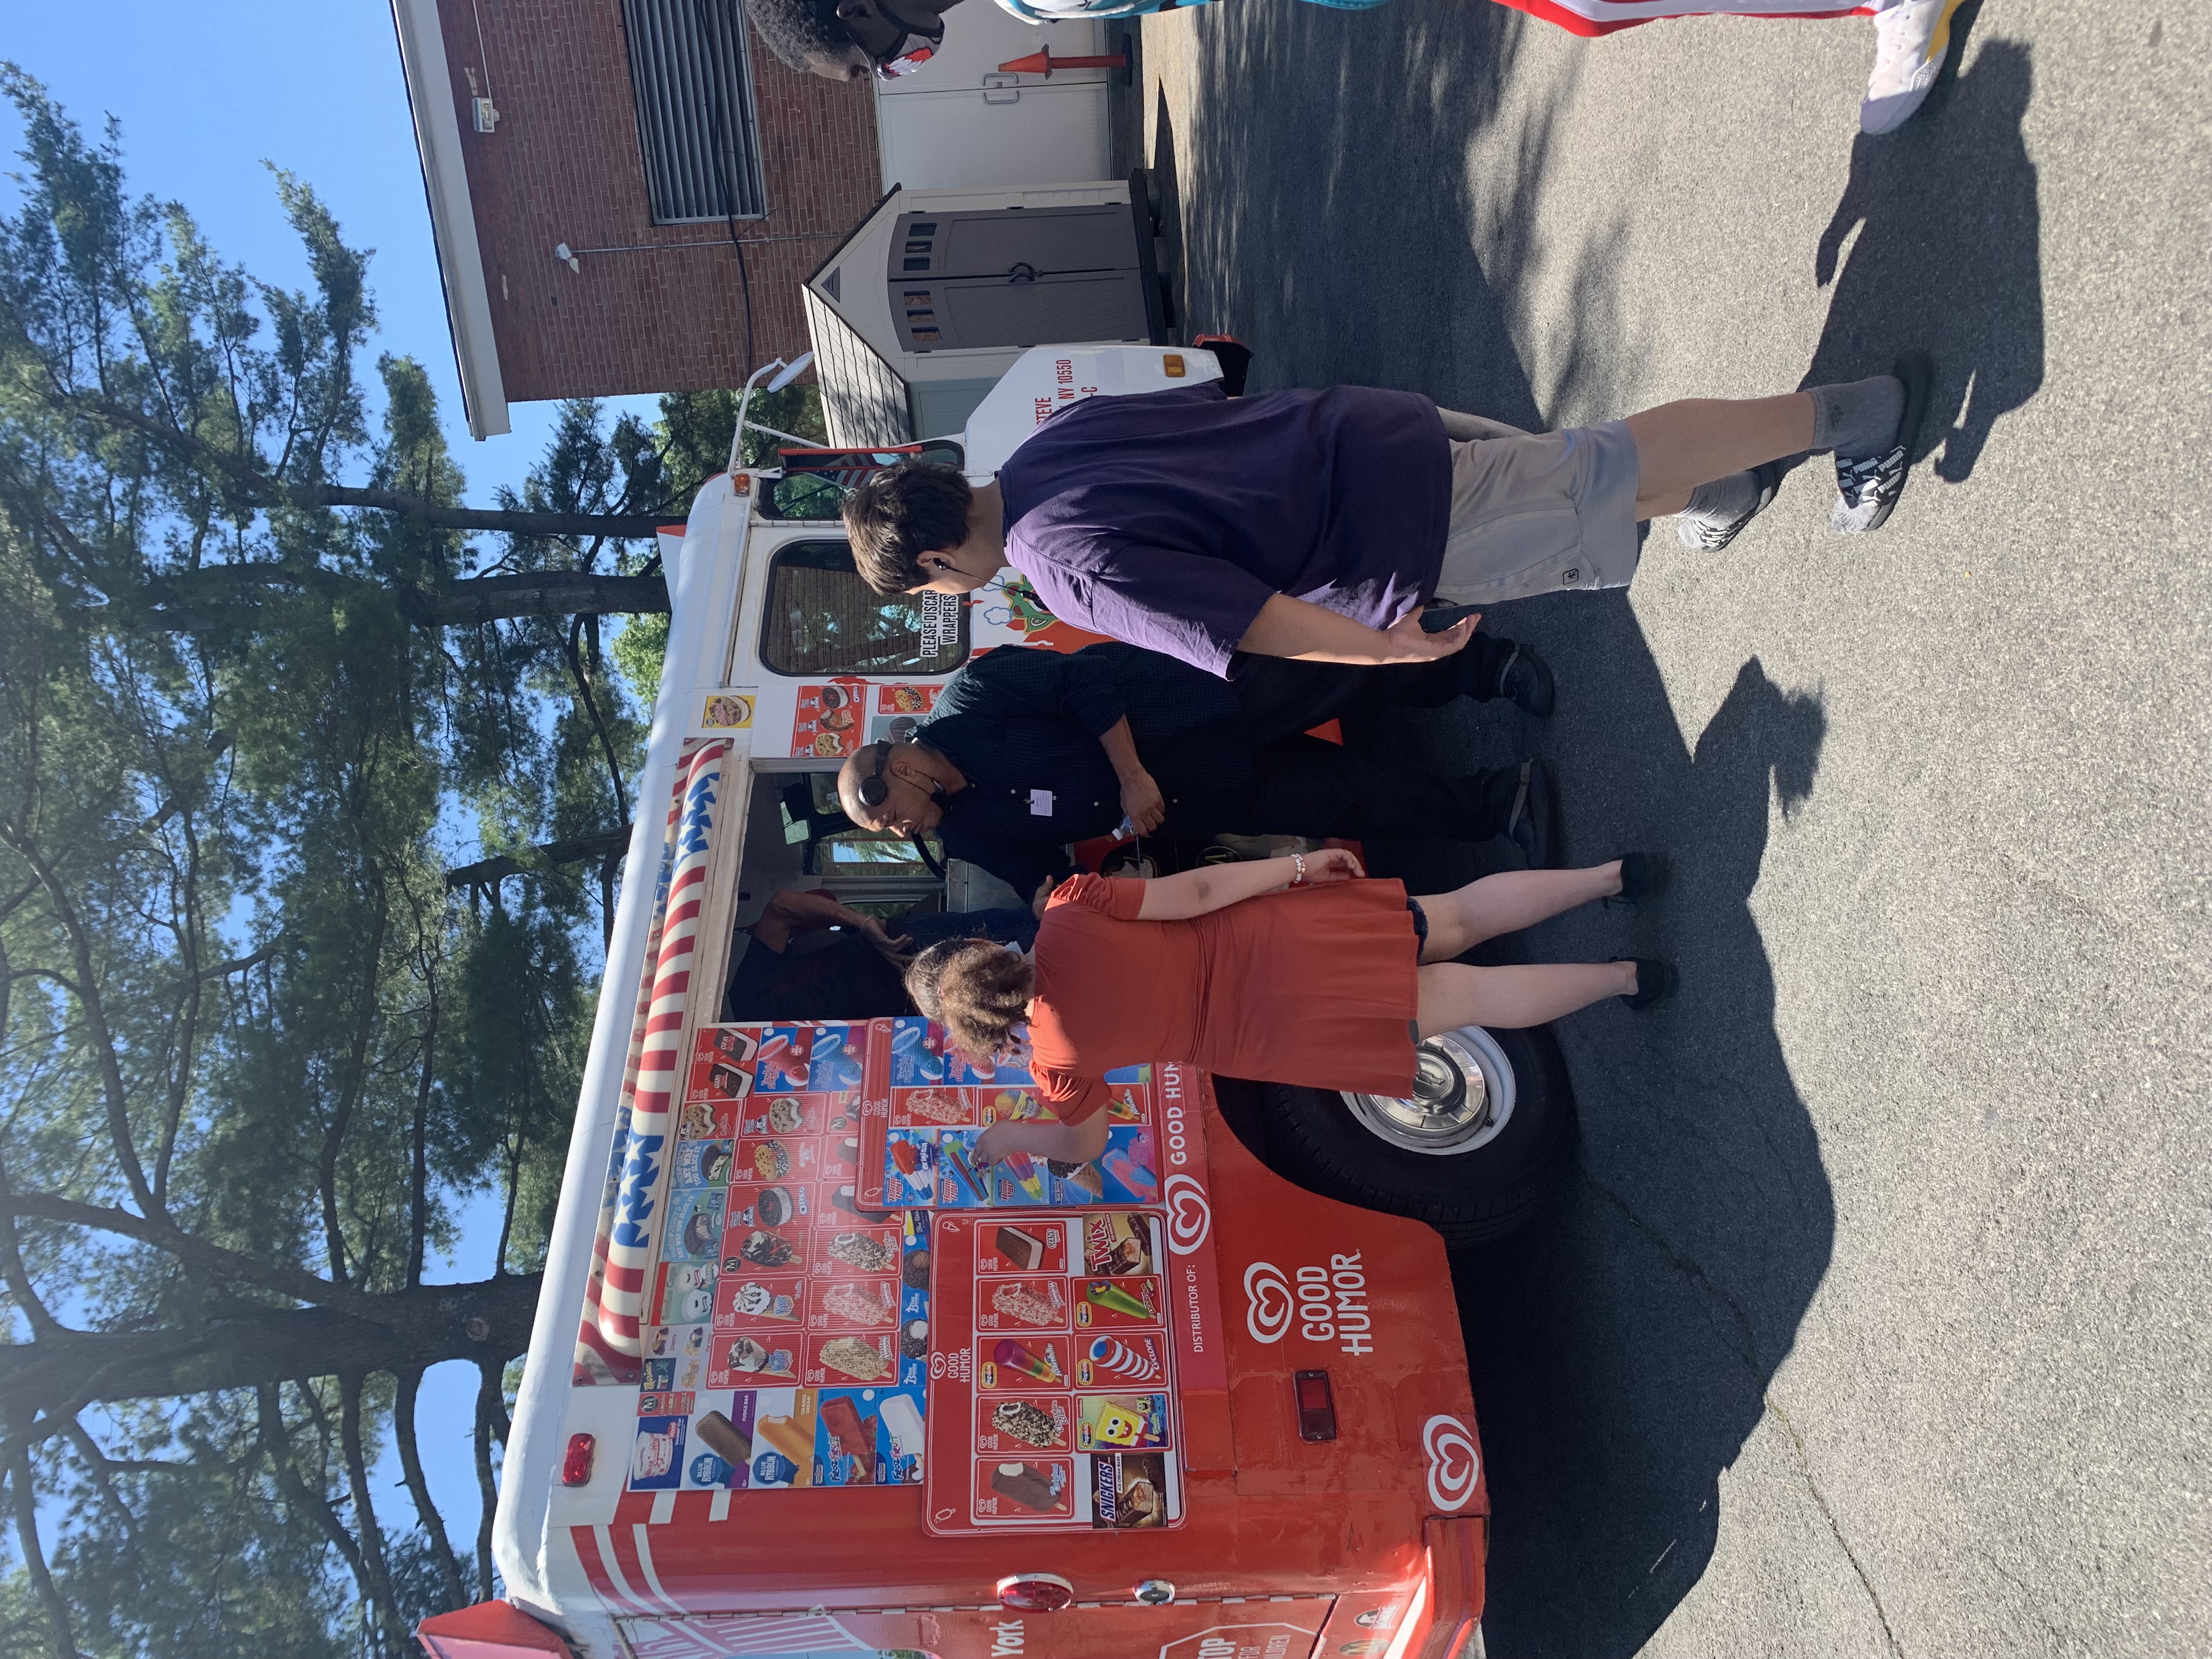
[843,357,1933,679]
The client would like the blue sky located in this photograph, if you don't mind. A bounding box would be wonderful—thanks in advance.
[3,1,664,1587]
[2,0,661,509]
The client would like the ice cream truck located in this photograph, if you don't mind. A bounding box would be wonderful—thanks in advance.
[425,346,1581,1659]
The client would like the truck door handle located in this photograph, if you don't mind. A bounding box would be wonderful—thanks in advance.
[1006,262,1039,285]
[981,73,1019,104]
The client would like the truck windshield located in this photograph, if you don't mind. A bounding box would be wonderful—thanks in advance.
[761,540,968,677]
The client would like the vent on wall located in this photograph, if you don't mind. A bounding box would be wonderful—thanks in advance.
[621,0,768,223]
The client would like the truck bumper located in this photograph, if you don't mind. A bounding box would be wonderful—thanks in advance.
[1409,1515,1488,1659]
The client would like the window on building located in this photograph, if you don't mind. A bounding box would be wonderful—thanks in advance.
[759,541,969,679]
[622,0,766,222]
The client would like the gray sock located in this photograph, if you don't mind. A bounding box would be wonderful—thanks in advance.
[1681,469,1763,524]
[1808,374,1904,457]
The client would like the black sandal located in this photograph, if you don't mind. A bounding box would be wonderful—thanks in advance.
[1605,851,1671,907]
[1613,956,1678,1011]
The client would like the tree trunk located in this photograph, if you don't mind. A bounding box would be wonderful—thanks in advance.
[444,826,634,893]
[408,571,672,625]
[304,486,669,540]
[0,1273,543,1418]
[137,566,671,631]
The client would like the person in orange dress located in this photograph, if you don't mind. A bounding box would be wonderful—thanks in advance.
[906,850,1674,1168]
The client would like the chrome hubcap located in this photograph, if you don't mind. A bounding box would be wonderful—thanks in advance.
[1341,1026,1517,1156]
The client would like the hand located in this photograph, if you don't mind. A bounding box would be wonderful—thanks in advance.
[1118,770,1166,836]
[856,915,913,953]
[1383,609,1477,662]
[973,1121,1022,1168]
[1032,877,1055,919]
[1298,846,1365,885]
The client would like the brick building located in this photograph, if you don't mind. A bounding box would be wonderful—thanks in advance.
[392,0,882,438]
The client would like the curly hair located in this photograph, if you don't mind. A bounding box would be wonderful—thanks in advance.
[905,939,1032,1062]
[744,0,851,72]
[843,462,975,594]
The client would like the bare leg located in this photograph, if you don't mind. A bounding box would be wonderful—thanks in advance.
[1415,861,1622,964]
[1417,961,1637,1033]
[1627,394,1816,518]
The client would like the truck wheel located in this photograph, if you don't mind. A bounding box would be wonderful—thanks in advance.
[1258,1024,1576,1246]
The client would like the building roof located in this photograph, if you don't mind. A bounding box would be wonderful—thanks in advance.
[390,0,511,438]
[802,286,911,448]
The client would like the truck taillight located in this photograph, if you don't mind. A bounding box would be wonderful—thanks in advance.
[561,1433,596,1486]
[996,1573,1075,1613]
[1294,1370,1338,1442]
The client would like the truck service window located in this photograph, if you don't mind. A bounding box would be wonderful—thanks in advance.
[760,540,968,678]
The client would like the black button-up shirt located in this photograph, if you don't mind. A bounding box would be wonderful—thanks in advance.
[917,644,1251,898]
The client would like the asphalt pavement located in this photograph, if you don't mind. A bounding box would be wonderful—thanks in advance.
[1138,4,2211,1654]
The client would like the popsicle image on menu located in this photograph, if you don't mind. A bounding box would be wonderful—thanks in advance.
[991,1337,1064,1386]
[1082,1334,1162,1384]
[1080,1278,1159,1326]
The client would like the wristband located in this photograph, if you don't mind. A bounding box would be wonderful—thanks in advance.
[1290,852,1307,889]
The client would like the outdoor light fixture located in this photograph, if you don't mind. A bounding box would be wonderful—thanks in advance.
[727,353,819,470]
[554,242,581,274]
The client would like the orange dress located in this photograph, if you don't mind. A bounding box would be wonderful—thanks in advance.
[1028,873,1421,1124]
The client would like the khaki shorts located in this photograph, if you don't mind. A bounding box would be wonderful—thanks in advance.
[1432,420,1641,605]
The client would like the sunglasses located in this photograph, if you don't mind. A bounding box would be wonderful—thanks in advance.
[871,26,939,78]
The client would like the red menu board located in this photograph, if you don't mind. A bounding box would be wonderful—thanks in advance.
[788,680,865,759]
[860,1017,1161,1211]
[922,1209,1185,1535]
[629,1021,930,1492]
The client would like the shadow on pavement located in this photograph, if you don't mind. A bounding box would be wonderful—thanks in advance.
[1430,640,1833,1659]
[1355,608,1835,1658]
[1164,3,1868,1651]
[1804,13,2044,483]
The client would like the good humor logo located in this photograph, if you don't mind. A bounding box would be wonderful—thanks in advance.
[1421,1414,1481,1512]
[1163,1173,1211,1255]
[1243,1262,1294,1344]
[1242,1253,1376,1357]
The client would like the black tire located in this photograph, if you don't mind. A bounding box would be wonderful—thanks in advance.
[1256,1025,1577,1246]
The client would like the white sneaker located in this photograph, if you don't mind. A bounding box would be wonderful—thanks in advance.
[1860,0,1967,135]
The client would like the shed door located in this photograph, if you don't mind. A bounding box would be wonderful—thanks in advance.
[896,205,1135,278]
[890,206,1148,351]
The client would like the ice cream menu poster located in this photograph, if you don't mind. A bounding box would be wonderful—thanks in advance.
[860,1016,1161,1211]
[627,1021,930,1494]
[922,1209,1184,1535]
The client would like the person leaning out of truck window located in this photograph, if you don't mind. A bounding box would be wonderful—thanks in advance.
[905,850,1678,1168]
[721,883,1037,1023]
[842,356,1934,679]
[834,639,1563,917]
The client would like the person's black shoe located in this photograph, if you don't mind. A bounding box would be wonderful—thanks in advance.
[1613,956,1678,1010]
[1494,641,1556,719]
[1604,850,1671,907]
[1504,759,1560,868]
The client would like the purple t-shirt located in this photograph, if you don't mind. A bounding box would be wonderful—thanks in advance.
[997,382,1451,676]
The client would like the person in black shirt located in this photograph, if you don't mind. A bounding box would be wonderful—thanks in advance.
[833,640,1559,905]
[720,887,1037,1022]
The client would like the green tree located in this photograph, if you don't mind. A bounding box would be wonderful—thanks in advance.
[0,68,807,1656]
